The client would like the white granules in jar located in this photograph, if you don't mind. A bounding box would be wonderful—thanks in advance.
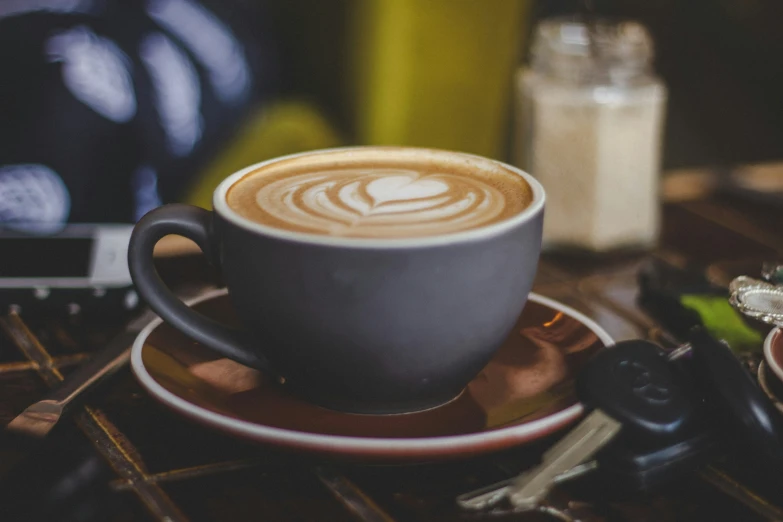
[516,18,667,252]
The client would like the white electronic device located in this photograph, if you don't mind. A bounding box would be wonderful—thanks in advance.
[0,224,138,315]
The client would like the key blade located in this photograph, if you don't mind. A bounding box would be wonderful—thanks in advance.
[457,478,514,510]
[457,461,600,511]
[507,410,622,510]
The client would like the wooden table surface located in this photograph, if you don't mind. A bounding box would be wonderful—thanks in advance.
[0,173,781,522]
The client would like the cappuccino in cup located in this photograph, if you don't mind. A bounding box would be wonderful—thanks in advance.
[129,147,545,414]
[226,151,533,239]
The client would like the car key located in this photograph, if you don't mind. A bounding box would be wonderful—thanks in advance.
[581,328,783,496]
[458,339,700,511]
[461,329,783,517]
[686,328,783,464]
[458,408,622,511]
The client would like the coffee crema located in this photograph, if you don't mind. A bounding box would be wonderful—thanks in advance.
[225,150,532,239]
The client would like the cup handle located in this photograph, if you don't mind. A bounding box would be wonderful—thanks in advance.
[128,204,269,371]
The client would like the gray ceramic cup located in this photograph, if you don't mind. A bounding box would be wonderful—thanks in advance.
[128,147,545,414]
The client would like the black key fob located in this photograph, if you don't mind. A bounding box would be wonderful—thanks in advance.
[573,339,718,496]
[688,328,783,467]
[576,340,702,445]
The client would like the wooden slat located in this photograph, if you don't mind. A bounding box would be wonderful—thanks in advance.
[315,467,398,522]
[1,314,189,522]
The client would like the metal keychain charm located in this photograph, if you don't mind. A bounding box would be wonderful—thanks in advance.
[729,276,783,326]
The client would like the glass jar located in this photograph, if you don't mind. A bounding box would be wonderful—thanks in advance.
[515,18,667,252]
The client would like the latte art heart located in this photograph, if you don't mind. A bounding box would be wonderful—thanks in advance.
[250,169,507,237]
[364,175,449,205]
[226,155,532,239]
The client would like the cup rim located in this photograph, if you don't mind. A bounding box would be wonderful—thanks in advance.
[212,146,545,249]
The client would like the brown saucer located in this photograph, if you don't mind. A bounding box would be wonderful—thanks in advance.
[131,290,612,461]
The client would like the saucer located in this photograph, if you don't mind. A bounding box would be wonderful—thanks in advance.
[764,328,783,383]
[131,289,613,461]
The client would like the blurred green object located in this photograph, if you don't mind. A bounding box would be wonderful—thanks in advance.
[185,101,342,209]
[349,0,531,159]
[680,294,764,353]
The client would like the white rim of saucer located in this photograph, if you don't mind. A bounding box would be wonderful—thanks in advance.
[211,146,546,249]
[131,289,614,454]
[764,327,783,383]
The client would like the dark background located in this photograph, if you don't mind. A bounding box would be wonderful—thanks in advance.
[257,0,783,169]
[3,0,783,224]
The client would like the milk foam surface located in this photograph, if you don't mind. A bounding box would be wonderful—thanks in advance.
[226,151,532,239]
